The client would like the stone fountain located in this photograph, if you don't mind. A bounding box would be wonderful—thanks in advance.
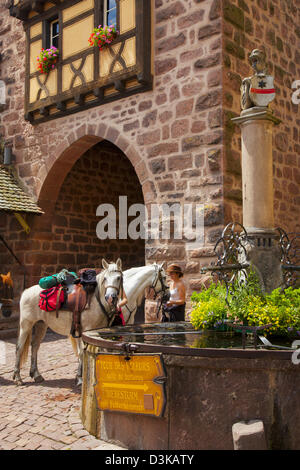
[79,50,300,451]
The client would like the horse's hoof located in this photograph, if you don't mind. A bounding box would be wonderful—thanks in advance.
[34,375,44,383]
[13,373,24,386]
[15,378,25,386]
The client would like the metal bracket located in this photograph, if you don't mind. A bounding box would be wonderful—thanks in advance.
[118,342,139,360]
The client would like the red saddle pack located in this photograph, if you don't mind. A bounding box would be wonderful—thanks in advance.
[39,285,65,312]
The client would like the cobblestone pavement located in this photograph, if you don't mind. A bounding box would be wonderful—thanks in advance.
[0,331,125,450]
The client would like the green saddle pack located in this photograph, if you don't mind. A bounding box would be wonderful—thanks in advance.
[39,269,78,289]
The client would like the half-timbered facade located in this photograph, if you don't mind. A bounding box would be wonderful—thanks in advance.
[10,0,151,123]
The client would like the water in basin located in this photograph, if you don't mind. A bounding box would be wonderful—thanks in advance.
[90,322,294,350]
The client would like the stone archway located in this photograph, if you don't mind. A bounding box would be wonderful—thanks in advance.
[26,127,151,287]
[51,139,145,272]
[36,124,155,221]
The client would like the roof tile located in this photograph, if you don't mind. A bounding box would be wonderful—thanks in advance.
[0,165,44,215]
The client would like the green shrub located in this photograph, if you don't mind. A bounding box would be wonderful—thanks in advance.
[190,272,300,336]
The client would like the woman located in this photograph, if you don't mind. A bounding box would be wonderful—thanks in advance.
[111,289,128,326]
[162,264,186,322]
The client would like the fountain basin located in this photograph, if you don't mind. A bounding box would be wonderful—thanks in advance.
[81,322,300,450]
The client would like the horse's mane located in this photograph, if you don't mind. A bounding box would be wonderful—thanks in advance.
[124,265,155,279]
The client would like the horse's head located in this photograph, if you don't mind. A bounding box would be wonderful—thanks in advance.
[101,258,123,310]
[151,263,169,299]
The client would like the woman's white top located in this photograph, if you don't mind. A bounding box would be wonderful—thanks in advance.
[169,287,180,301]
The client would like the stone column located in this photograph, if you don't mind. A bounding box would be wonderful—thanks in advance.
[232,107,280,233]
[232,107,283,292]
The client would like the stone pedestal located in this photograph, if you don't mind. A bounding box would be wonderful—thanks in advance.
[240,231,284,292]
[232,420,267,450]
[232,108,282,292]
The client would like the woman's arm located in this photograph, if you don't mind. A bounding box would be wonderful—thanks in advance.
[117,290,128,309]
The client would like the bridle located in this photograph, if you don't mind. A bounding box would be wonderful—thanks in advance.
[150,264,168,299]
[148,265,170,320]
[95,269,124,326]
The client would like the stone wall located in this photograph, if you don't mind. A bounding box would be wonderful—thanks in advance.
[0,0,224,307]
[222,0,300,232]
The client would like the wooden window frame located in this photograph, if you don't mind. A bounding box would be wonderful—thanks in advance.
[49,18,59,49]
[22,0,152,124]
[103,0,117,27]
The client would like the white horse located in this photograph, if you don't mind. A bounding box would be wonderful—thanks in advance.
[13,259,123,386]
[121,263,168,325]
[13,262,168,386]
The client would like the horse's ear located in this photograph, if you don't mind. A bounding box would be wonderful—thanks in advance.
[159,262,165,269]
[102,259,109,270]
[116,258,122,271]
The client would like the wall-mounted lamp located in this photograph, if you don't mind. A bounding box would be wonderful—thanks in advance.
[3,146,14,165]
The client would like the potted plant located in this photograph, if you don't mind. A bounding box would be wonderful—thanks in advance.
[88,24,119,50]
[37,46,59,74]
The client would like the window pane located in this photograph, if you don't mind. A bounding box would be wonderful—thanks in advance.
[52,21,59,37]
[107,8,116,26]
[107,0,116,10]
[52,36,59,49]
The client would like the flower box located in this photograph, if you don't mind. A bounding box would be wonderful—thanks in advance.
[37,47,59,74]
[88,25,119,50]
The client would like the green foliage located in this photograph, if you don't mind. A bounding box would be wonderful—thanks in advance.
[190,282,228,330]
[190,271,300,337]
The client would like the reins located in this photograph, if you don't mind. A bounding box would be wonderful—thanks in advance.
[148,265,169,320]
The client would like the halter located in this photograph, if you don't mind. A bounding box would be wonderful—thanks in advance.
[95,269,124,326]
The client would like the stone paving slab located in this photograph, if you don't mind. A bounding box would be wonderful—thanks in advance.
[0,331,126,451]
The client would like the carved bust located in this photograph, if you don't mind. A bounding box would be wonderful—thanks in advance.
[241,49,275,110]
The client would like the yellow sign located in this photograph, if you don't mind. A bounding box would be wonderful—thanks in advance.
[94,354,166,417]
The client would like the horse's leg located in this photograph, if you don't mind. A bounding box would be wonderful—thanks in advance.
[30,320,47,383]
[75,338,83,386]
[68,336,83,386]
[13,320,33,386]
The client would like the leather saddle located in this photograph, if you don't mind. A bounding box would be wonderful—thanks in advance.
[57,268,101,338]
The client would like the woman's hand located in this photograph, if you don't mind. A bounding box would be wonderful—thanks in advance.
[117,291,128,309]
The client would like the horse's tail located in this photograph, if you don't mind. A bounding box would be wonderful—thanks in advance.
[19,329,32,368]
[18,285,38,368]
